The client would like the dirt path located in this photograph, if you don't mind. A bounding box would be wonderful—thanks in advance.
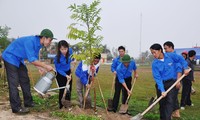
[0,101,56,120]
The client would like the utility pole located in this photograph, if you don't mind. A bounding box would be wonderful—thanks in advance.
[139,13,143,56]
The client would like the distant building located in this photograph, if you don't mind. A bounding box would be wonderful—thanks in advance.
[101,53,107,63]
[175,47,200,59]
[175,47,200,70]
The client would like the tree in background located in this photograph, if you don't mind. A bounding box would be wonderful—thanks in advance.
[102,44,113,61]
[0,25,11,51]
[136,50,153,65]
[67,0,103,65]
[71,43,113,61]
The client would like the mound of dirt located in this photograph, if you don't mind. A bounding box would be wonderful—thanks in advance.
[61,105,132,120]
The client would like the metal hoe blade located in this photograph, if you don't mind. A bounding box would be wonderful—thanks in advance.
[119,104,128,114]
[107,98,113,110]
[131,113,143,120]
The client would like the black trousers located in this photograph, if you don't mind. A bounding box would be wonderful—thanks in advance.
[112,76,132,111]
[173,78,180,111]
[56,70,72,109]
[4,60,33,113]
[173,88,180,111]
[156,79,176,120]
[180,78,192,107]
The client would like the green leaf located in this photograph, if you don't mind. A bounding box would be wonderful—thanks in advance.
[67,0,103,65]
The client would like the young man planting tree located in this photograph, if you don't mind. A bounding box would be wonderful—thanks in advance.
[2,29,56,114]
[109,54,138,113]
[163,41,182,118]
[75,53,101,108]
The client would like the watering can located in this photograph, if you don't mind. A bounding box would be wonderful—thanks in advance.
[33,71,65,95]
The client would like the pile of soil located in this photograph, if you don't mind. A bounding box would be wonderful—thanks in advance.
[61,105,132,120]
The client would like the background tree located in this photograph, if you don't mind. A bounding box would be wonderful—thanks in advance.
[67,0,103,65]
[102,44,112,61]
[136,50,153,65]
[0,25,11,51]
[112,47,118,58]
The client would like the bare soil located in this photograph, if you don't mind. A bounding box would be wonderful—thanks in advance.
[0,101,56,120]
[0,91,132,120]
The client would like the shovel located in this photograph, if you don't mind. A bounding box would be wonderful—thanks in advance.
[119,77,137,114]
[61,76,71,108]
[83,80,93,109]
[107,75,116,111]
[83,69,95,109]
[131,73,187,120]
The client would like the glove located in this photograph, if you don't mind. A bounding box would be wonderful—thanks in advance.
[66,84,70,90]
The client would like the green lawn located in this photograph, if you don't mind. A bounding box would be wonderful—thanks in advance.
[0,63,199,120]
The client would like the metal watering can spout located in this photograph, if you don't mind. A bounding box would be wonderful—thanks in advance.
[34,70,57,95]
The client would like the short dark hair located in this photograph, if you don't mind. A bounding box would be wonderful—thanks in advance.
[118,46,125,51]
[94,53,101,59]
[163,41,174,49]
[188,50,196,57]
[150,43,163,53]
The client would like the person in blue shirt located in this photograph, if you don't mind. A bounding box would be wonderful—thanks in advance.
[111,46,126,74]
[109,46,126,111]
[110,54,138,113]
[163,41,182,118]
[150,43,189,120]
[75,53,101,108]
[2,29,56,114]
[54,40,74,109]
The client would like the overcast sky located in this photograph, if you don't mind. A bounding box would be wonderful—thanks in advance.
[0,0,200,58]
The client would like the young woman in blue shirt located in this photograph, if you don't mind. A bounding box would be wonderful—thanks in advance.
[54,40,73,109]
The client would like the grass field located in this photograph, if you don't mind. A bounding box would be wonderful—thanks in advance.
[0,63,200,120]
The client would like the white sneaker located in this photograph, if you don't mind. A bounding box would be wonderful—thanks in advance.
[180,107,185,110]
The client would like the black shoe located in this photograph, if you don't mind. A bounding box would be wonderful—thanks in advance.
[13,107,30,114]
[24,103,35,107]
[107,108,113,112]
[113,109,116,113]
[107,108,116,113]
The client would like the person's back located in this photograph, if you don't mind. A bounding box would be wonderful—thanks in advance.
[2,36,41,63]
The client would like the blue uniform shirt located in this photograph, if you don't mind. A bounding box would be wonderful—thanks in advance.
[54,54,73,77]
[75,61,100,85]
[152,53,188,92]
[2,36,42,67]
[116,60,137,83]
[111,56,121,72]
[171,51,182,79]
